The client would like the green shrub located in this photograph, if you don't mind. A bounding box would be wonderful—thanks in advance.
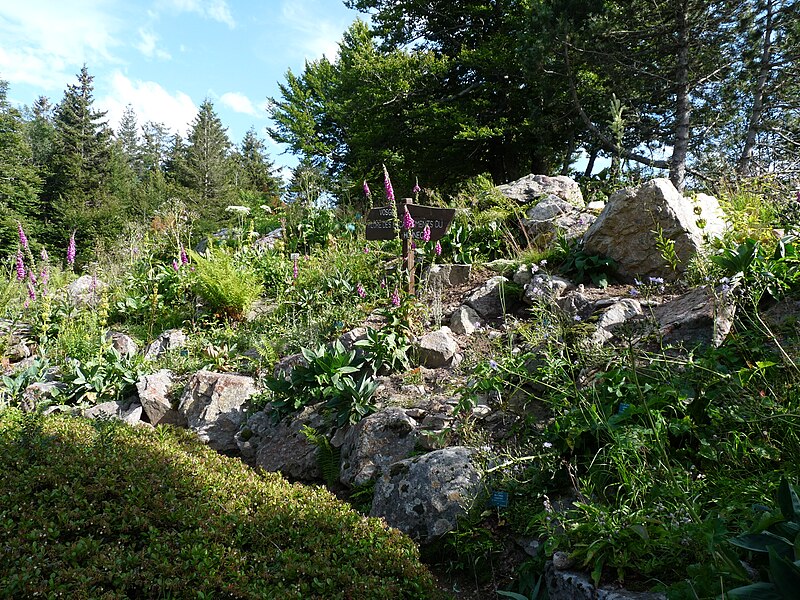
[189,247,263,320]
[0,410,438,599]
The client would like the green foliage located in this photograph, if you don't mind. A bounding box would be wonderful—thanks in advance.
[559,241,617,288]
[711,236,800,301]
[265,340,378,427]
[0,411,438,598]
[301,425,342,488]
[355,326,412,375]
[189,247,263,320]
[727,479,800,600]
[652,223,680,272]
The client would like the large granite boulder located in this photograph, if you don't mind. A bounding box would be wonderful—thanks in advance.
[83,400,143,425]
[417,327,459,368]
[591,299,644,345]
[178,370,258,452]
[136,369,183,426]
[652,285,735,348]
[339,407,419,487]
[524,195,596,244]
[66,275,107,307]
[582,178,726,282]
[106,331,138,360]
[466,276,511,319]
[497,174,584,207]
[236,406,324,481]
[144,329,188,361]
[450,305,481,335]
[370,446,484,544]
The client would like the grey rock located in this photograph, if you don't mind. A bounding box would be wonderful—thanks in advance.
[524,195,595,244]
[545,561,666,600]
[143,329,187,361]
[83,400,125,420]
[652,285,735,348]
[448,264,472,285]
[513,264,533,286]
[273,352,307,380]
[370,446,484,544]
[339,327,368,351]
[106,331,138,359]
[466,276,510,319]
[339,407,419,487]
[418,327,459,368]
[178,370,258,452]
[592,299,644,344]
[66,275,107,307]
[450,305,481,335]
[497,174,584,207]
[424,264,473,289]
[524,274,574,304]
[136,369,183,426]
[21,381,66,411]
[583,178,725,282]
[236,406,324,481]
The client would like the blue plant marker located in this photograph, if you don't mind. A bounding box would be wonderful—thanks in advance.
[618,402,631,414]
[489,490,509,508]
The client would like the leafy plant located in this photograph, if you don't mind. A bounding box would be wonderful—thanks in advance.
[559,242,617,288]
[189,247,263,320]
[301,425,342,488]
[264,340,378,426]
[727,478,800,599]
[355,326,412,375]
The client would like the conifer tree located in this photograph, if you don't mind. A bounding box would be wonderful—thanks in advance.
[232,127,282,203]
[0,80,43,253]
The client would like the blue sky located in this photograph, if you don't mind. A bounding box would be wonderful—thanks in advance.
[0,0,364,172]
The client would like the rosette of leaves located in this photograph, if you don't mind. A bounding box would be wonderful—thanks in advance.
[355,326,412,376]
[727,478,800,599]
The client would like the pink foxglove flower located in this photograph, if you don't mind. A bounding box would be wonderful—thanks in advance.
[67,232,76,266]
[15,251,25,281]
[293,258,299,280]
[391,288,401,307]
[412,181,421,195]
[27,282,36,302]
[180,246,189,264]
[383,165,395,204]
[380,278,386,289]
[172,260,180,271]
[363,245,370,254]
[402,208,415,230]
[434,241,442,256]
[422,225,431,242]
[363,180,371,197]
[356,283,366,298]
[17,222,28,249]
[41,248,49,262]
[411,241,416,250]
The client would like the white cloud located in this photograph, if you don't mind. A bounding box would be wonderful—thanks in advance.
[164,0,235,28]
[220,92,263,117]
[280,0,346,60]
[98,71,197,137]
[0,0,122,91]
[136,28,171,60]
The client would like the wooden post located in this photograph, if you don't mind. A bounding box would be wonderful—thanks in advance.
[400,198,415,295]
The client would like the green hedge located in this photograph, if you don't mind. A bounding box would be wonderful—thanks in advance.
[0,410,438,599]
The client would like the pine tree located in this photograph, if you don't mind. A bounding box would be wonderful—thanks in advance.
[0,80,43,253]
[116,104,143,177]
[232,127,282,202]
[181,99,233,225]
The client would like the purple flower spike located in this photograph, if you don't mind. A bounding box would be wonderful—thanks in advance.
[180,246,188,265]
[363,180,371,197]
[363,245,370,254]
[412,182,421,195]
[434,241,442,256]
[41,248,49,262]
[356,283,366,298]
[15,251,25,281]
[293,259,299,280]
[422,225,431,242]
[17,222,28,249]
[383,165,395,204]
[67,232,76,266]
[172,260,180,271]
[402,209,415,230]
[391,288,401,307]
[27,282,36,302]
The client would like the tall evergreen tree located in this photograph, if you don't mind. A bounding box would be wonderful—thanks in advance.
[232,127,282,202]
[46,65,119,251]
[0,80,43,253]
[181,100,233,224]
[116,104,144,177]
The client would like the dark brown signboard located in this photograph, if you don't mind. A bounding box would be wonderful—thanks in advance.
[365,203,456,241]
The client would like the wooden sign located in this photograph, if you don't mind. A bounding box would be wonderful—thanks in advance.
[365,203,456,242]
[364,199,456,296]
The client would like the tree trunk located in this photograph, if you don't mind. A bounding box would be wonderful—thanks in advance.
[738,0,774,177]
[670,0,691,192]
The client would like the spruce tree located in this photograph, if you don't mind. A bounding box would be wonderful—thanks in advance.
[182,99,233,226]
[0,80,43,253]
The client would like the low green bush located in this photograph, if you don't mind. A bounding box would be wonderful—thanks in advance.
[0,410,438,599]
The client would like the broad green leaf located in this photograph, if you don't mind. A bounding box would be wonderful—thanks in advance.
[769,546,800,598]
[726,582,782,600]
[778,478,800,521]
[730,532,792,555]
